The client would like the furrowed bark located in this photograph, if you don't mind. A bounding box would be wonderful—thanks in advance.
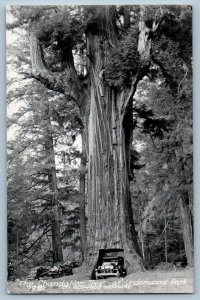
[80,5,167,275]
[85,83,143,273]
[82,6,145,274]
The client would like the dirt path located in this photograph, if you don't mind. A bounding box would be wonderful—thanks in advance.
[7,268,194,294]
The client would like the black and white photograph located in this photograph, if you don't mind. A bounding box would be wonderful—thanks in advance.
[6,4,193,294]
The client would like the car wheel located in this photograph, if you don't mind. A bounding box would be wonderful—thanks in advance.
[117,272,121,278]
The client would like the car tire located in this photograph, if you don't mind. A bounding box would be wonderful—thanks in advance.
[94,272,98,280]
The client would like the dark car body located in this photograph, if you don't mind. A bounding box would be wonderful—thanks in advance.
[92,249,127,280]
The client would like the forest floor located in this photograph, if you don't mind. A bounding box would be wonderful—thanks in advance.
[7,267,194,294]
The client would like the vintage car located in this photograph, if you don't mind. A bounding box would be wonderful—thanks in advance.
[93,249,127,280]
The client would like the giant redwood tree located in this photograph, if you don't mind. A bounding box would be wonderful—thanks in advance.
[9,5,192,273]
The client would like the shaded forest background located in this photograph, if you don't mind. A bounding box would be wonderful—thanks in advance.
[6,5,193,279]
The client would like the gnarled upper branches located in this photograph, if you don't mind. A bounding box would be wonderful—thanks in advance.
[29,30,65,93]
[29,22,84,108]
[122,6,167,118]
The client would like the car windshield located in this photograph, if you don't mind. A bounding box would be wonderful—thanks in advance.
[102,258,118,263]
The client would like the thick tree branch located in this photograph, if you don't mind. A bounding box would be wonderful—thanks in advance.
[29,27,84,108]
[121,58,151,119]
[29,30,65,93]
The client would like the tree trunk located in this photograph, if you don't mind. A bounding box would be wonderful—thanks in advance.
[16,224,19,277]
[175,150,193,266]
[164,210,168,263]
[43,100,63,264]
[29,5,166,273]
[79,131,87,261]
[179,192,193,266]
[82,8,145,273]
[51,206,63,264]
[140,224,145,260]
[141,235,145,260]
[85,85,143,273]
